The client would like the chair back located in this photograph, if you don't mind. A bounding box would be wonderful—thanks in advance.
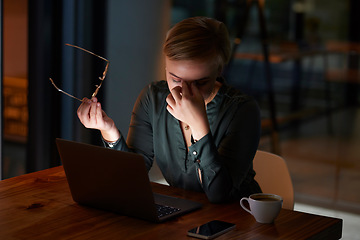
[253,150,294,210]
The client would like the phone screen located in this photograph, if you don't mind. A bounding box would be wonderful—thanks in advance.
[187,220,236,239]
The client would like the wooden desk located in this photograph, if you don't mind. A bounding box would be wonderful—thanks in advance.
[0,166,342,239]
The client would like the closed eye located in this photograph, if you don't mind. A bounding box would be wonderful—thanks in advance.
[172,78,181,83]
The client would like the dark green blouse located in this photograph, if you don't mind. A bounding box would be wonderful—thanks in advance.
[105,80,261,203]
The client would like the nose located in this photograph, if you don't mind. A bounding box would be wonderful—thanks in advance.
[183,81,192,87]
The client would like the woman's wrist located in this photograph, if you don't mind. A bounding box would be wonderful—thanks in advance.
[101,125,121,143]
[103,137,121,148]
[190,120,210,141]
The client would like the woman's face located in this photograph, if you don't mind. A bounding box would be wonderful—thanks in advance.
[165,57,220,101]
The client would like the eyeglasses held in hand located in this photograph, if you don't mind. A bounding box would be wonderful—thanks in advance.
[49,43,109,102]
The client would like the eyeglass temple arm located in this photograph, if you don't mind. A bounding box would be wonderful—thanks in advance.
[49,78,83,102]
[65,44,110,98]
[50,44,110,100]
[92,60,109,97]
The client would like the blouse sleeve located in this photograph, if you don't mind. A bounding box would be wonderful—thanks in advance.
[187,98,261,203]
[102,85,155,171]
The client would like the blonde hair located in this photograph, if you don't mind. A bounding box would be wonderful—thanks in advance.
[163,16,231,71]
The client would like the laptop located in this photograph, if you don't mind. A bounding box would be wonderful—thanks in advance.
[55,138,202,223]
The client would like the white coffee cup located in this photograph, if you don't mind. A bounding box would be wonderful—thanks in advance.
[240,193,283,223]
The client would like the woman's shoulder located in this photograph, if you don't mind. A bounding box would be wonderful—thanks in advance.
[220,82,254,105]
[148,80,168,91]
[137,80,168,97]
[133,81,168,116]
[140,80,169,97]
[218,82,261,127]
[217,82,260,119]
[136,80,169,108]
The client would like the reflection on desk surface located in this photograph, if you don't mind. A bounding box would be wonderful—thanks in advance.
[0,166,343,240]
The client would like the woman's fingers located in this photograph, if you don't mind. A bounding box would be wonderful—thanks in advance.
[77,98,90,123]
[77,97,102,128]
[166,92,176,110]
[181,81,191,98]
[89,100,97,123]
[170,86,182,102]
[95,102,103,124]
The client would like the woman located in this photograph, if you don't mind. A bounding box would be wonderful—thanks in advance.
[77,16,261,203]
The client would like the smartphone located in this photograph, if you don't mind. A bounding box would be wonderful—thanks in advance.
[187,220,236,239]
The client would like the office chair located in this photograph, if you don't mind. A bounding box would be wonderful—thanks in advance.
[253,150,294,210]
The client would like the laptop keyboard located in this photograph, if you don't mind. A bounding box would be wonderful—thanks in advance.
[155,204,181,218]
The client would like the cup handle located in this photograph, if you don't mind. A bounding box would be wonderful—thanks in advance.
[240,197,252,214]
